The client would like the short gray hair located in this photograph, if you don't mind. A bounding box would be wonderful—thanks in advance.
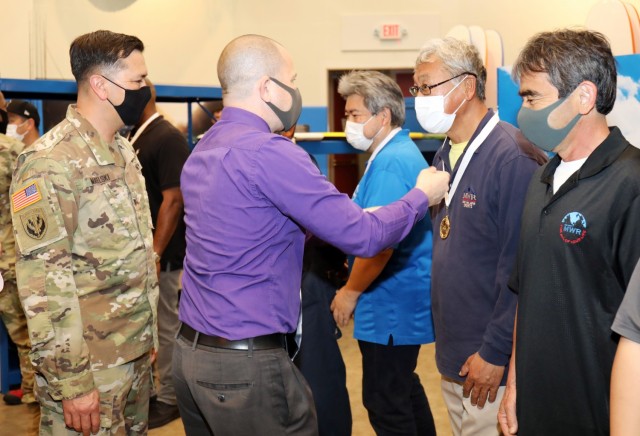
[337,70,405,127]
[415,37,486,101]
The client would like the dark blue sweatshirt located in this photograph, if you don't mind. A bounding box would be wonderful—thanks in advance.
[430,110,546,383]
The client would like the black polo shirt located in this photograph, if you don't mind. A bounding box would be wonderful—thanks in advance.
[133,115,190,270]
[510,127,640,435]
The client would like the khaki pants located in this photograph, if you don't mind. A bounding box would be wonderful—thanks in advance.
[441,376,505,436]
[38,353,151,435]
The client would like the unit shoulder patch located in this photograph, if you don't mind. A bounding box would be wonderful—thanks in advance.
[20,208,47,240]
[12,177,67,254]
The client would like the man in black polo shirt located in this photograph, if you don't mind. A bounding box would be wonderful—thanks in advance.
[498,29,640,436]
[130,79,190,429]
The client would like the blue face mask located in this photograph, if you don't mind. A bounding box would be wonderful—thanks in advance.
[517,97,581,152]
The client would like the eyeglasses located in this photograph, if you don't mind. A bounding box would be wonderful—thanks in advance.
[409,72,477,97]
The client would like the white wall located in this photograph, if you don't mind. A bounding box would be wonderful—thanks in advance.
[2,0,638,105]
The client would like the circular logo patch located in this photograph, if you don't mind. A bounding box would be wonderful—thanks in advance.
[559,211,587,244]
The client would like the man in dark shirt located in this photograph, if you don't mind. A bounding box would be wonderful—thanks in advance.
[413,37,545,436]
[498,29,640,436]
[131,79,189,429]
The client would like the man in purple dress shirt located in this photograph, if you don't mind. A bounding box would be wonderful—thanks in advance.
[173,34,450,436]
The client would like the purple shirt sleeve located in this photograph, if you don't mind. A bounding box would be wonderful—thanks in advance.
[254,138,429,257]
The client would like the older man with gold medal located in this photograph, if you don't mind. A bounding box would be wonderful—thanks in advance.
[412,38,546,436]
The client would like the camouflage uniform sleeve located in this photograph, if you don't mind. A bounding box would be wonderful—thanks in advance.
[0,137,22,240]
[0,144,13,208]
[10,156,95,401]
[0,144,13,250]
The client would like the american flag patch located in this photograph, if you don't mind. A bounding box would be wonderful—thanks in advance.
[12,182,42,213]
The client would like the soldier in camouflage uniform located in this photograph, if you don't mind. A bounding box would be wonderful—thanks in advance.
[0,101,37,405]
[10,30,158,435]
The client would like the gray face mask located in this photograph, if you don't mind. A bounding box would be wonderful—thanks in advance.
[517,97,581,152]
[266,77,302,131]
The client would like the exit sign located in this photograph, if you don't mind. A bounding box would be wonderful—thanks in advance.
[342,15,439,51]
[375,24,406,41]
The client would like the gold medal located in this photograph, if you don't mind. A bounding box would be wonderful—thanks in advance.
[440,215,450,239]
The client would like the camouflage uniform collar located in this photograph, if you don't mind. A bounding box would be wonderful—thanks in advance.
[66,105,117,166]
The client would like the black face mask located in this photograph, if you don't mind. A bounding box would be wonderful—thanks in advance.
[266,77,302,132]
[0,109,8,135]
[102,76,151,126]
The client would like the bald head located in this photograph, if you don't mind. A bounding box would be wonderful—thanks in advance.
[217,34,287,97]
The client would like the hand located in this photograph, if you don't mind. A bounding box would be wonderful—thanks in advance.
[153,251,161,277]
[415,166,450,205]
[330,288,360,327]
[460,352,505,409]
[62,389,100,436]
[498,381,518,434]
[150,347,158,364]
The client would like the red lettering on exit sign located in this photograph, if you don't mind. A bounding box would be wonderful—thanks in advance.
[382,24,400,39]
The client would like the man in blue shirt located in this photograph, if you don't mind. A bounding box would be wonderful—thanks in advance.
[332,70,436,436]
[175,34,451,435]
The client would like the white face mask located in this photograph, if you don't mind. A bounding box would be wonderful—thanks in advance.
[5,121,28,142]
[345,115,382,151]
[415,75,469,134]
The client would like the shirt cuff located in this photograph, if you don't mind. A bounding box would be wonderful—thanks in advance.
[48,370,95,401]
[405,188,429,219]
[478,341,511,368]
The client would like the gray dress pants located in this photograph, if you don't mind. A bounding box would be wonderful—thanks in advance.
[173,332,319,435]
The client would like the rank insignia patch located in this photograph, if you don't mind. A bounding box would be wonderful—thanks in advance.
[12,182,42,212]
[20,208,47,240]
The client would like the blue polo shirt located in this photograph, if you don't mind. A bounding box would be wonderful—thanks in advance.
[350,129,434,346]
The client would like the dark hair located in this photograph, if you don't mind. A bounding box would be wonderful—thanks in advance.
[70,30,144,84]
[513,29,617,115]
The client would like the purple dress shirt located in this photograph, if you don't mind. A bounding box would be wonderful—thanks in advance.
[179,107,429,339]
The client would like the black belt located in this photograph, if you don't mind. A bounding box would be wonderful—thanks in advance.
[178,323,286,351]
